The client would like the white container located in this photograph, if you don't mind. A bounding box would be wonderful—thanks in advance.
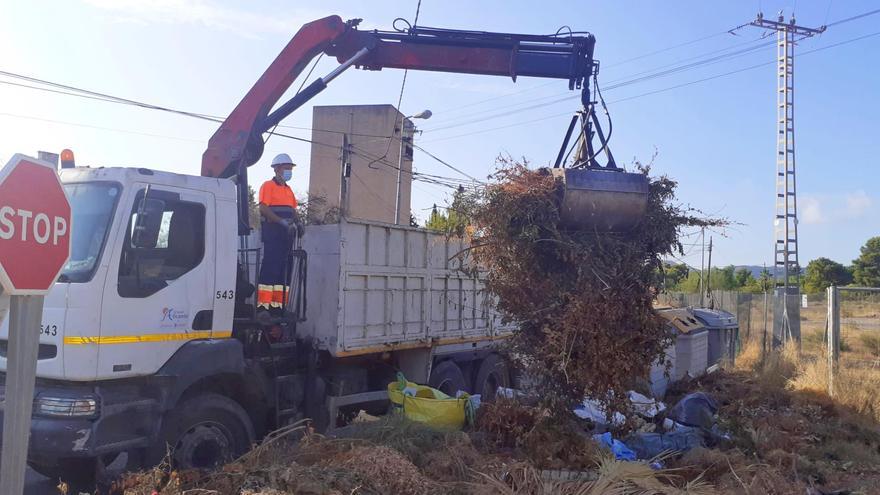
[300,219,512,357]
[693,308,738,366]
[674,330,709,379]
[648,344,676,398]
[657,308,709,380]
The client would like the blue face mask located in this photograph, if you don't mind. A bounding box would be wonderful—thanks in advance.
[281,170,293,182]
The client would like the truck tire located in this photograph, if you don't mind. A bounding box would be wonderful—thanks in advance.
[152,393,255,470]
[429,361,468,396]
[474,354,511,401]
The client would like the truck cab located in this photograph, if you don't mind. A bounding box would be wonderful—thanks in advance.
[0,166,250,481]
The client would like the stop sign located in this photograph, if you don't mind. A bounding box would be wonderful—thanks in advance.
[0,154,71,295]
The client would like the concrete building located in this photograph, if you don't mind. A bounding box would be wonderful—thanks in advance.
[308,104,413,225]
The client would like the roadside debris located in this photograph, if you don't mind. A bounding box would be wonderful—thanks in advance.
[593,431,637,461]
[467,158,725,418]
[116,366,880,494]
[667,392,718,430]
[387,373,471,429]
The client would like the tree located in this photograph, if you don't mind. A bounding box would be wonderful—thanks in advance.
[247,186,260,227]
[424,188,479,236]
[738,268,772,293]
[663,263,689,289]
[675,270,702,292]
[734,267,755,288]
[853,237,880,287]
[708,265,737,291]
[803,257,853,293]
[425,204,449,231]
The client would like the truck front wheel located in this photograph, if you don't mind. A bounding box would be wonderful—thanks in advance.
[152,393,255,470]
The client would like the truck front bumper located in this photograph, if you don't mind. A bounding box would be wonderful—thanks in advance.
[0,377,160,466]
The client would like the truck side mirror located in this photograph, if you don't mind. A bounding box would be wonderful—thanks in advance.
[132,198,166,249]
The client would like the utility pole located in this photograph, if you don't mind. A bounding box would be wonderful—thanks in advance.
[750,11,825,347]
[699,227,706,307]
[706,236,713,309]
[394,119,412,225]
[340,133,352,217]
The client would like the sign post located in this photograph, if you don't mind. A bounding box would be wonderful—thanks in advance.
[0,154,71,494]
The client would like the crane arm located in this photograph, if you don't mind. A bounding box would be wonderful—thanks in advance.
[200,15,597,180]
[201,16,602,234]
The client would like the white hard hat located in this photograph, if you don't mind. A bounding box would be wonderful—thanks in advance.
[271,153,295,167]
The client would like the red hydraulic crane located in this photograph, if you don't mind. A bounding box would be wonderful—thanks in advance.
[201,15,647,234]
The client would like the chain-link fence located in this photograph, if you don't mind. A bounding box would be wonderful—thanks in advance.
[657,289,831,358]
[827,287,880,396]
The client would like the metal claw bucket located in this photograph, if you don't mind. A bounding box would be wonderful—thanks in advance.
[551,168,649,232]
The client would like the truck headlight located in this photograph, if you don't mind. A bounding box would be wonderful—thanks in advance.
[34,395,99,418]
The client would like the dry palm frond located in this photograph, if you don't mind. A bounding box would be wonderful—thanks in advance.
[471,454,715,495]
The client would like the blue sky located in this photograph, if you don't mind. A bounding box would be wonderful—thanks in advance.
[1,0,877,269]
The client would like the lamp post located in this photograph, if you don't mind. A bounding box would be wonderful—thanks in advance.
[395,110,432,224]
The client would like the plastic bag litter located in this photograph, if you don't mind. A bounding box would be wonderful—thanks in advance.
[574,399,626,427]
[387,379,469,429]
[593,432,637,461]
[668,392,718,429]
[625,426,705,459]
[573,391,663,428]
[627,390,666,418]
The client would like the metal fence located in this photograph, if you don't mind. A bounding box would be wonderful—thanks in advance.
[826,286,880,397]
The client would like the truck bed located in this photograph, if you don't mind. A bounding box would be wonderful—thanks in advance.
[300,219,511,357]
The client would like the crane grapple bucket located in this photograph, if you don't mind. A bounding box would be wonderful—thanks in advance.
[551,168,649,232]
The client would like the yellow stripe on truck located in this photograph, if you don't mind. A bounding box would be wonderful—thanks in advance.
[64,330,232,345]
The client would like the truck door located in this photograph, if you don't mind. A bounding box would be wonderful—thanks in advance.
[97,184,217,379]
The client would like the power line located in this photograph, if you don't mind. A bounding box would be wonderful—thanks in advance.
[826,7,880,27]
[0,68,480,184]
[3,11,877,177]
[0,112,204,143]
[407,25,761,121]
[421,27,880,143]
[422,36,778,133]
[421,8,880,134]
[824,0,835,26]
[603,30,732,69]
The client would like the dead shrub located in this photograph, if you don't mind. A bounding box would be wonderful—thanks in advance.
[475,397,544,450]
[467,157,724,419]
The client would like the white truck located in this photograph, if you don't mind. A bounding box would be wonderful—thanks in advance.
[0,165,513,481]
[0,14,647,483]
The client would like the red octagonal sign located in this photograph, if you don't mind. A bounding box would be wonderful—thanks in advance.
[0,154,71,295]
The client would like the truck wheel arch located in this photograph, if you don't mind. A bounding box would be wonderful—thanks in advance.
[155,339,270,435]
[148,393,255,469]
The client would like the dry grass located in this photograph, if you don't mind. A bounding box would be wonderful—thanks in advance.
[737,335,880,424]
[472,454,714,495]
[734,339,763,372]
[736,332,880,424]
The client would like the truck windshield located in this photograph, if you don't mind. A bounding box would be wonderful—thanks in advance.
[58,183,121,283]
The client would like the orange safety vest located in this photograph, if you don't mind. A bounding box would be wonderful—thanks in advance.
[258,179,297,209]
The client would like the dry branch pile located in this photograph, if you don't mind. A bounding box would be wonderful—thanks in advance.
[468,158,721,417]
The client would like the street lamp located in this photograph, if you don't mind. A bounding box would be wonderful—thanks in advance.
[395,110,432,224]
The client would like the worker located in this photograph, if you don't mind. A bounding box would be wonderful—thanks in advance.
[257,153,305,314]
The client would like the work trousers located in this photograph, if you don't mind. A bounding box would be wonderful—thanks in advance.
[257,220,293,310]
